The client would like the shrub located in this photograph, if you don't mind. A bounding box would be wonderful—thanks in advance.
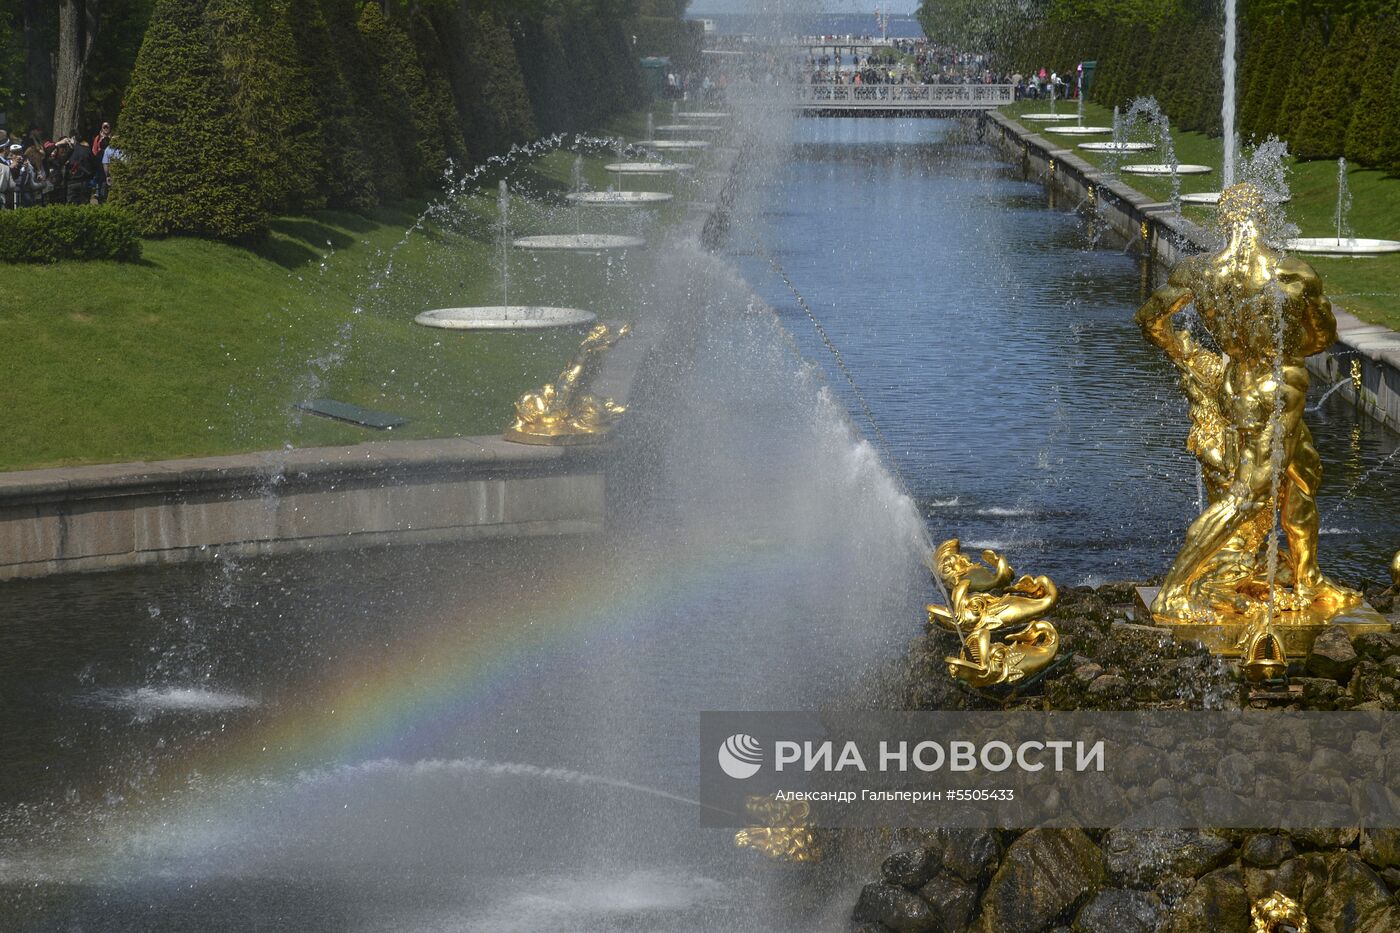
[0,205,143,263]
[112,0,268,241]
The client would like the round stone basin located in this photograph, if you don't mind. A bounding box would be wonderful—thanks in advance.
[1284,237,1400,256]
[1121,163,1213,175]
[1046,125,1113,135]
[677,111,729,120]
[656,124,721,133]
[1179,191,1291,205]
[604,162,695,175]
[1078,141,1155,153]
[635,139,711,150]
[1021,113,1079,121]
[415,307,597,330]
[566,191,673,206]
[512,234,646,252]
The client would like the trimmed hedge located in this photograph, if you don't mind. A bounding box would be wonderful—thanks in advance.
[0,205,143,263]
[1013,9,1400,172]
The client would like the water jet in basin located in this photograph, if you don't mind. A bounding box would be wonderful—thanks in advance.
[1122,163,1212,176]
[1283,237,1400,256]
[566,191,673,206]
[414,307,597,330]
[512,234,646,252]
[1078,141,1153,153]
[604,162,694,175]
[1046,125,1113,135]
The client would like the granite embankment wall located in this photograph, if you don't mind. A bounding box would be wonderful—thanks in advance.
[0,151,739,581]
[984,111,1400,435]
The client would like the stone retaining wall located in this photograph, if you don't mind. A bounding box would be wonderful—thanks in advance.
[984,111,1400,434]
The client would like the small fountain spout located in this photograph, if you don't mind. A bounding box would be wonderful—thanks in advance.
[498,180,510,310]
[1335,157,1352,245]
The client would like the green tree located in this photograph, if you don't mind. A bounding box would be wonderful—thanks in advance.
[1292,20,1368,158]
[204,0,326,213]
[112,0,266,239]
[1342,17,1400,167]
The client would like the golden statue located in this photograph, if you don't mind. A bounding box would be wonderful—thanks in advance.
[1391,549,1400,588]
[928,540,1061,688]
[1135,183,1367,664]
[1250,890,1309,933]
[734,796,822,863]
[503,323,632,445]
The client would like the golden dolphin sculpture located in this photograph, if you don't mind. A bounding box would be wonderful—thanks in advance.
[504,322,632,445]
[927,540,1062,688]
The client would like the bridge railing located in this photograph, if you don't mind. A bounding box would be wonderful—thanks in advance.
[790,83,1014,109]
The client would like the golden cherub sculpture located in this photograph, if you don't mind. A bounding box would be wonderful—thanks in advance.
[504,323,632,445]
[1135,182,1363,675]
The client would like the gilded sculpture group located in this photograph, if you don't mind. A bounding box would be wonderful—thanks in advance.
[932,183,1392,687]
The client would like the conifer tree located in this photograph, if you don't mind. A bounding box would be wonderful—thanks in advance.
[1292,22,1367,159]
[113,0,266,240]
[1343,18,1400,168]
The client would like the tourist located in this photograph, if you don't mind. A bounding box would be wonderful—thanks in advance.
[92,122,114,202]
[48,139,72,205]
[101,143,124,199]
[0,147,13,209]
[67,139,98,204]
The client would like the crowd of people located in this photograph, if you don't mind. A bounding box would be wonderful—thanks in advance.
[0,121,121,209]
[797,38,1082,98]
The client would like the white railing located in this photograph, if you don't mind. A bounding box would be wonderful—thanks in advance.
[791,84,1013,110]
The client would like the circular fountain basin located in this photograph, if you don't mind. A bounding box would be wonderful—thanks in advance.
[677,111,729,120]
[1077,141,1155,153]
[1121,163,1213,175]
[566,191,673,206]
[512,234,646,252]
[1021,113,1079,121]
[635,139,711,151]
[604,162,695,175]
[1284,237,1400,256]
[414,307,597,330]
[1046,125,1114,135]
[656,124,721,134]
[1179,191,1291,205]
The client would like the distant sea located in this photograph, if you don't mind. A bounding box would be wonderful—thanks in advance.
[687,12,925,39]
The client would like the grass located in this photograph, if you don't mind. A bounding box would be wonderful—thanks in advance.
[1002,100,1400,332]
[0,108,688,471]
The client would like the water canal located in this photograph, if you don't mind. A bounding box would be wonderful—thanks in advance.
[0,117,1396,931]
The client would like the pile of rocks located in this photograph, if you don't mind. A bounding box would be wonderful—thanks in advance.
[850,579,1400,931]
[854,823,1400,932]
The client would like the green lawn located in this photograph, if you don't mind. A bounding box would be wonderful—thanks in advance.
[0,108,687,471]
[1002,100,1400,332]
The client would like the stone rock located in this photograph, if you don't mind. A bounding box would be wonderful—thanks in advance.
[972,828,1105,933]
[1307,626,1359,681]
[1294,676,1341,709]
[883,847,940,888]
[1241,834,1296,868]
[1298,851,1392,933]
[853,882,939,933]
[1072,888,1163,933]
[1353,631,1400,663]
[1165,864,1249,933]
[1102,828,1234,887]
[1087,674,1130,699]
[1360,829,1400,870]
[851,924,887,933]
[1243,866,1280,903]
[942,828,1001,882]
[918,871,977,932]
[1289,824,1359,850]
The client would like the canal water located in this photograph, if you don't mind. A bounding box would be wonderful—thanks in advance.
[735,116,1398,589]
[1,117,1396,932]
